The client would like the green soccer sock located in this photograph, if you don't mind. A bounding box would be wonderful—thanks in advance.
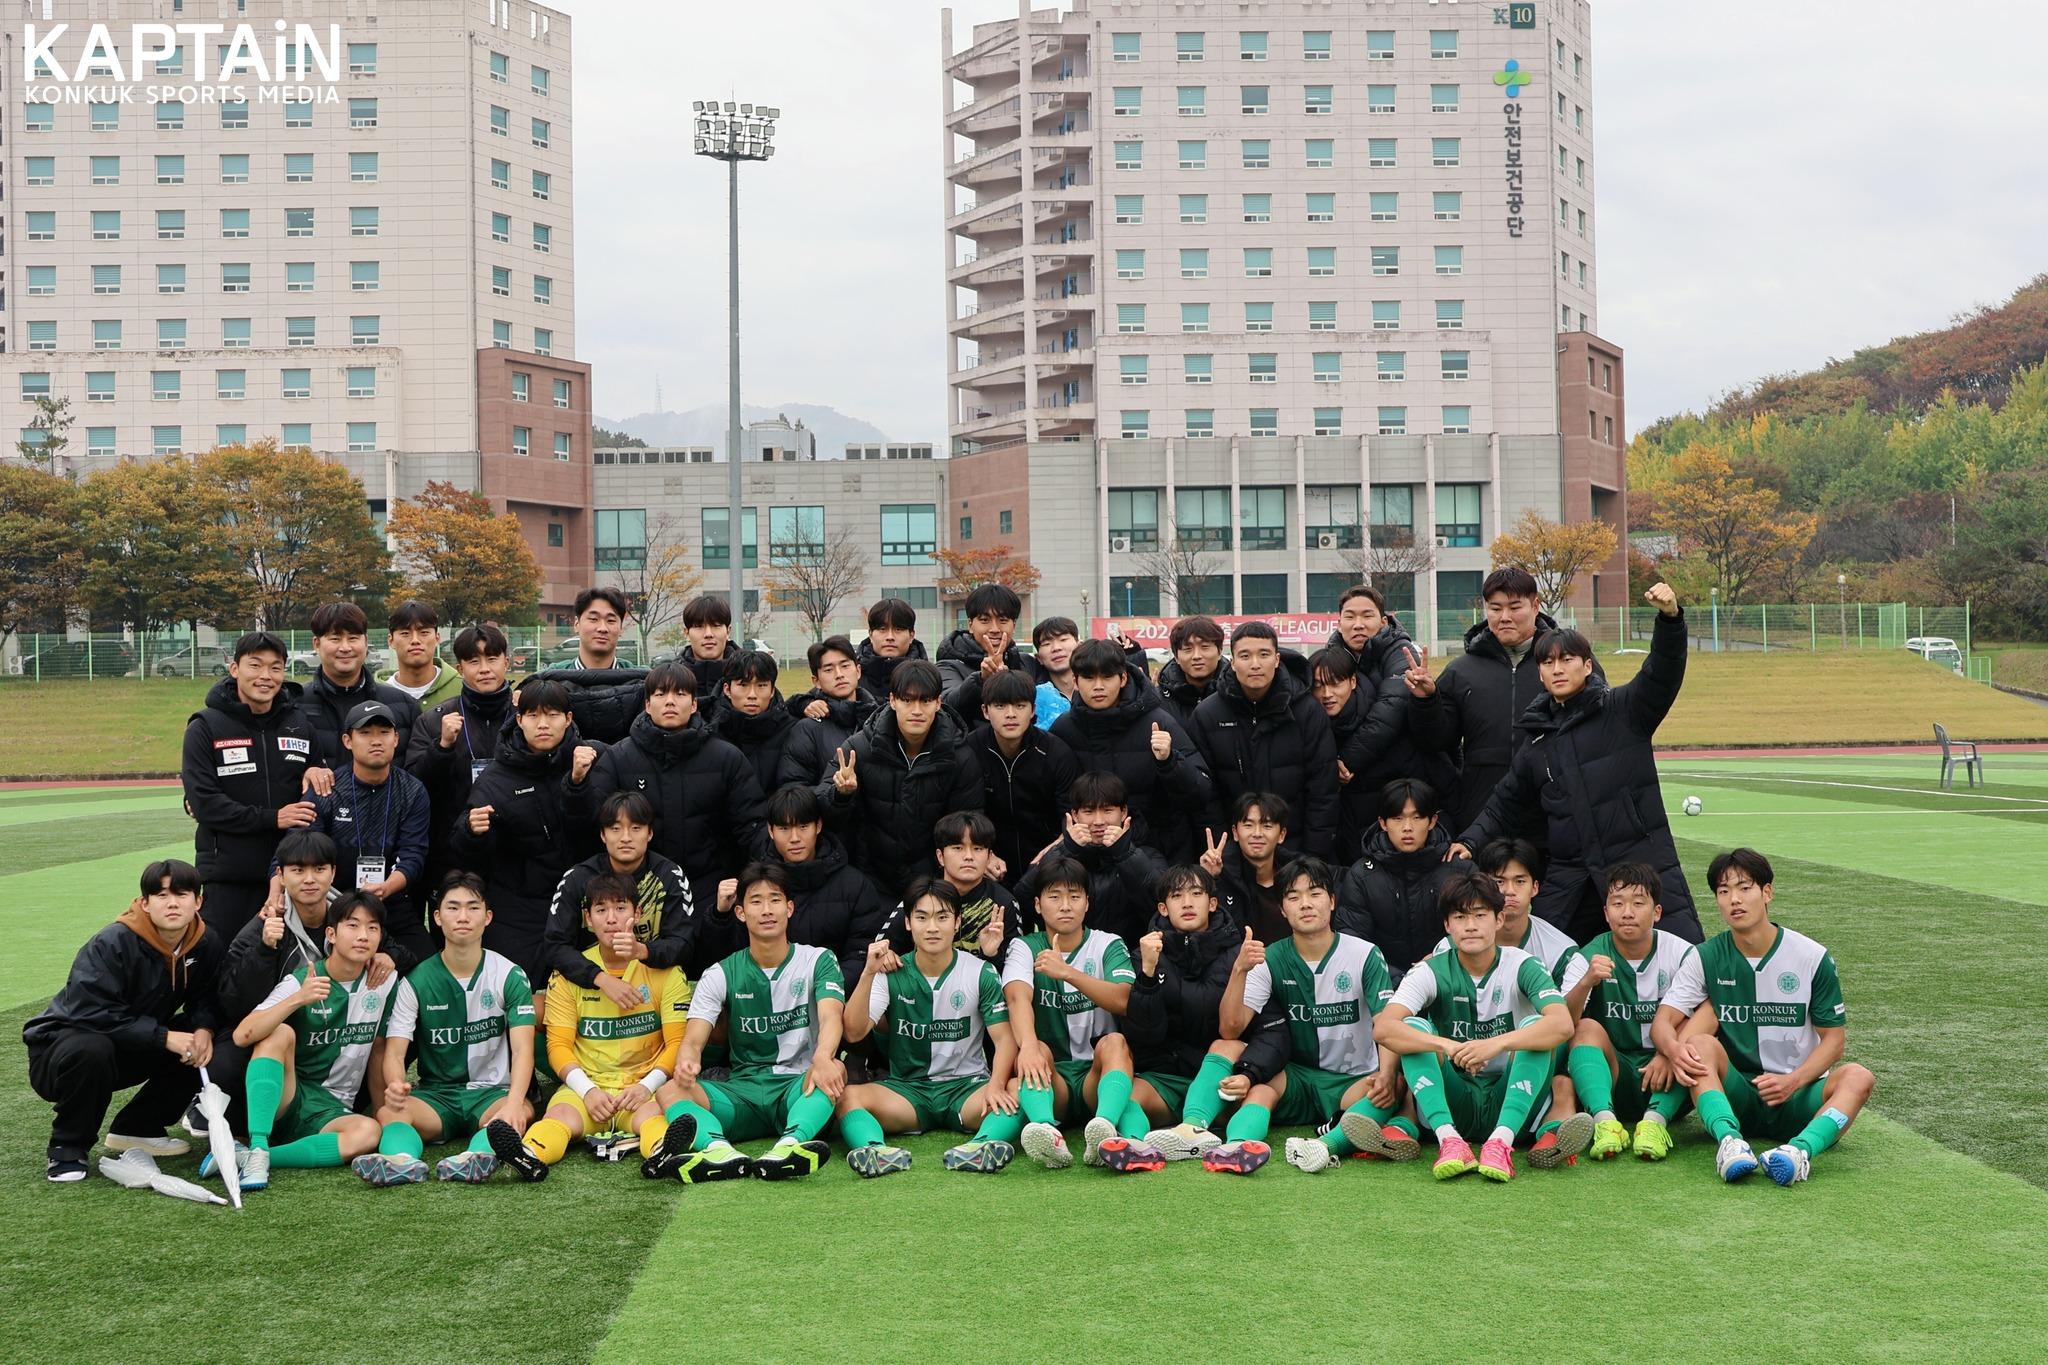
[1790,1106,1850,1158]
[1647,1087,1685,1124]
[1019,1081,1058,1125]
[1696,1089,1742,1142]
[783,1086,837,1142]
[1117,1098,1152,1139]
[1568,1045,1617,1122]
[1322,1094,1397,1154]
[467,1129,495,1154]
[1492,1045,1557,1141]
[840,1107,885,1150]
[663,1099,724,1148]
[1399,1050,1454,1132]
[267,1131,344,1169]
[1094,1068,1133,1125]
[1223,1102,1270,1144]
[245,1057,285,1151]
[1181,1053,1235,1129]
[377,1122,424,1160]
[971,1108,1023,1144]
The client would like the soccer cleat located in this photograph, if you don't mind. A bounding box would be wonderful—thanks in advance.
[435,1151,499,1183]
[1529,1113,1593,1169]
[677,1141,753,1184]
[105,1132,191,1158]
[1098,1138,1166,1173]
[752,1138,832,1181]
[1478,1137,1517,1182]
[1081,1116,1117,1168]
[1763,1144,1811,1186]
[178,1099,210,1141]
[487,1119,550,1183]
[352,1153,428,1188]
[846,1144,913,1179]
[942,1139,1015,1173]
[1590,1118,1630,1161]
[1144,1123,1222,1161]
[1284,1137,1335,1173]
[46,1158,88,1183]
[1432,1134,1478,1180]
[1716,1134,1759,1183]
[1631,1118,1673,1162]
[639,1113,699,1180]
[199,1141,267,1190]
[1339,1112,1420,1162]
[1201,1140,1272,1175]
[1021,1123,1074,1170]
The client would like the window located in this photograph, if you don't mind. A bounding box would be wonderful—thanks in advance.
[1184,409,1215,438]
[1430,30,1459,59]
[345,368,379,399]
[1115,249,1145,280]
[1372,246,1399,277]
[1115,141,1143,171]
[1245,302,1274,332]
[532,170,551,200]
[352,207,381,237]
[1249,353,1277,384]
[1435,245,1464,276]
[1178,86,1205,116]
[281,424,312,450]
[1241,139,1270,169]
[493,267,513,298]
[1107,490,1159,550]
[1308,247,1336,277]
[1183,354,1213,385]
[1441,351,1470,381]
[149,372,181,403]
[554,378,575,410]
[26,267,56,297]
[156,155,186,185]
[1179,193,1208,223]
[1372,486,1417,535]
[1368,84,1395,114]
[1378,407,1408,436]
[1313,352,1341,383]
[533,118,552,149]
[512,426,531,457]
[1436,299,1466,330]
[1437,484,1483,546]
[1241,86,1268,115]
[153,427,183,458]
[351,98,379,128]
[1239,31,1268,61]
[763,505,827,564]
[20,373,51,401]
[491,212,512,243]
[1113,32,1141,61]
[1180,249,1209,280]
[158,210,187,241]
[351,152,379,183]
[1119,356,1149,386]
[157,320,188,351]
[217,370,247,400]
[281,207,314,239]
[1117,304,1146,334]
[1369,138,1396,168]
[28,211,56,241]
[1578,208,1588,236]
[1373,300,1401,331]
[1114,194,1143,225]
[1305,485,1362,548]
[531,65,551,96]
[157,265,186,296]
[1178,140,1207,170]
[209,424,244,449]
[884,505,937,564]
[554,432,572,462]
[88,428,117,458]
[286,262,315,293]
[285,153,313,183]
[86,371,115,401]
[352,261,381,292]
[91,101,120,132]
[1366,192,1398,225]
[1579,260,1589,288]
[92,156,120,185]
[1117,412,1149,439]
[222,319,251,349]
[26,157,55,186]
[490,105,510,137]
[591,509,647,572]
[491,160,510,190]
[285,99,313,129]
[1367,30,1394,60]
[1442,406,1472,435]
[1434,191,1463,222]
[92,265,123,296]
[1244,248,1273,278]
[156,46,184,76]
[512,373,532,403]
[1307,192,1335,223]
[222,263,251,294]
[1114,87,1141,116]
[1249,408,1278,437]
[1432,84,1460,113]
[221,154,249,184]
[1308,301,1337,331]
[157,102,185,130]
[220,100,248,129]
[1172,31,1202,62]
[492,321,513,348]
[1433,137,1461,167]
[1305,138,1333,168]
[489,51,510,84]
[548,523,564,549]
[533,275,554,305]
[282,368,312,399]
[1240,488,1286,549]
[1242,193,1272,223]
[28,323,59,353]
[1303,31,1331,60]
[352,316,382,346]
[1176,488,1232,550]
[287,317,315,347]
[1305,85,1332,114]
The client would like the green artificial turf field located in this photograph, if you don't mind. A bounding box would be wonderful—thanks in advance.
[2,760,2046,1363]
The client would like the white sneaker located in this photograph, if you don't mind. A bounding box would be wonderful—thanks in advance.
[1716,1134,1759,1183]
[1284,1137,1335,1173]
[1081,1116,1117,1168]
[1144,1123,1222,1161]
[1020,1122,1073,1169]
[105,1132,191,1158]
[238,1147,270,1191]
[1763,1143,1811,1186]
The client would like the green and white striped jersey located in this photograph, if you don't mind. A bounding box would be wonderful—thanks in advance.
[689,943,846,1077]
[867,950,1007,1082]
[1392,945,1565,1078]
[1002,929,1135,1062]
[386,950,535,1091]
[1664,925,1844,1076]
[1430,917,1589,994]
[1241,933,1393,1076]
[256,962,395,1106]
[1581,929,1695,1058]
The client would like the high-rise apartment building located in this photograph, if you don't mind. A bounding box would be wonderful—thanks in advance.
[943,0,1626,635]
[2,0,592,618]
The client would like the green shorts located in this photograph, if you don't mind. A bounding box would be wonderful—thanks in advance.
[702,1072,805,1144]
[1610,1050,1690,1124]
[1136,1070,1192,1122]
[416,1084,509,1140]
[1438,1062,1556,1143]
[1723,1068,1825,1144]
[875,1075,985,1134]
[276,1081,351,1144]
[1272,1063,1365,1129]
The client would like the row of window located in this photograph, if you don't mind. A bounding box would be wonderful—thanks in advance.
[1110,30,1464,62]
[22,96,453,134]
[1110,297,1469,332]
[22,206,388,242]
[1113,350,1472,382]
[492,322,556,356]
[1094,570,1488,620]
[1113,406,1472,439]
[34,261,388,295]
[1110,243,1467,277]
[21,316,385,351]
[24,152,389,186]
[1115,189,1464,224]
[1114,82,1476,116]
[593,505,945,572]
[1110,135,1460,170]
[1107,483,1483,549]
[20,367,575,409]
[20,422,382,458]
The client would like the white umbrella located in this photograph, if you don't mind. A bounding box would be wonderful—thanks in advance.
[98,1149,229,1206]
[148,1172,229,1206]
[195,1067,243,1210]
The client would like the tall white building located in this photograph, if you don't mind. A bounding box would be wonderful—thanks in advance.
[2,0,594,618]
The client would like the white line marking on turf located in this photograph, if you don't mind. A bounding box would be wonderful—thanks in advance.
[1661,772,2048,804]
[1671,808,2048,816]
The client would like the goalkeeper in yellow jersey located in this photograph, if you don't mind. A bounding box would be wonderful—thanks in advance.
[487,874,690,1180]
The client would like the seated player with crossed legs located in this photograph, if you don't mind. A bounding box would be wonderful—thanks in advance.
[833,878,1024,1177]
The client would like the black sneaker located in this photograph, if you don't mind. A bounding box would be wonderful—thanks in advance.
[486,1119,548,1182]
[752,1138,832,1181]
[1314,1111,1342,1139]
[179,1099,210,1140]
[46,1157,88,1183]
[639,1112,699,1180]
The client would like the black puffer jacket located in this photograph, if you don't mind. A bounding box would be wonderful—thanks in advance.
[217,904,345,1020]
[1011,831,1165,946]
[831,705,985,895]
[1410,613,1605,833]
[1155,658,1227,727]
[1187,651,1339,859]
[676,641,741,699]
[405,682,514,895]
[181,677,319,884]
[1325,621,1455,804]
[543,850,700,987]
[1323,685,1376,866]
[969,722,1079,882]
[301,669,420,770]
[1335,824,1477,979]
[711,696,801,799]
[565,712,767,919]
[1121,901,1245,1076]
[447,724,600,983]
[1048,662,1212,863]
[935,629,1046,718]
[1458,609,1703,943]
[855,637,929,698]
[776,686,882,796]
[695,832,889,984]
[525,667,647,745]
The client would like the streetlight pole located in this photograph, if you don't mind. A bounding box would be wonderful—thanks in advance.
[694,100,780,616]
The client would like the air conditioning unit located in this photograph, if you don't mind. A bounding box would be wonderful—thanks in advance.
[1109,536,1132,553]
[1434,535,1451,549]
[1316,533,1339,550]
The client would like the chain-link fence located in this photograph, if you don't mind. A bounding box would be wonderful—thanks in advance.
[1,626,626,683]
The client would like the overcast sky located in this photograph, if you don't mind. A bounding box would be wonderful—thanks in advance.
[563,1,2048,437]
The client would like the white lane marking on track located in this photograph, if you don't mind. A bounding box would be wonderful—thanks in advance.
[1661,772,2048,805]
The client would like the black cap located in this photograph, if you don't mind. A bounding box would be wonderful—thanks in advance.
[343,700,399,733]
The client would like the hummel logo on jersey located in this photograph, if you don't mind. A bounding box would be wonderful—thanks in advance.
[1279,977,1299,987]
[736,992,755,1001]
[1452,996,1470,1005]
[515,786,536,796]
[425,1003,450,1011]
[1716,978,1739,987]
[896,995,915,1005]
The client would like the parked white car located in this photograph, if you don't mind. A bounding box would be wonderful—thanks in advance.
[1903,637,1964,673]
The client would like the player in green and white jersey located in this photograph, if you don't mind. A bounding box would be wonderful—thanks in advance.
[352,873,537,1186]
[1655,848,1874,1186]
[217,892,393,1189]
[1178,857,1417,1177]
[1003,856,1139,1171]
[646,862,848,1183]
[1555,862,1695,1162]
[834,878,1023,1177]
[1374,871,1574,1183]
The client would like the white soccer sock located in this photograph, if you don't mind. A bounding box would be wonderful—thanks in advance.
[1434,1125,1461,1145]
[1488,1125,1514,1147]
[1594,1109,1616,1123]
[1640,1111,1668,1128]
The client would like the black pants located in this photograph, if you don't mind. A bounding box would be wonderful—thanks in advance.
[26,1030,200,1161]
[201,879,269,943]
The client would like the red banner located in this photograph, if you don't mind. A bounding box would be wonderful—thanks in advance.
[1091,615,1343,650]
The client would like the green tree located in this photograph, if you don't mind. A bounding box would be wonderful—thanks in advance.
[197,441,389,631]
[0,463,85,644]
[16,395,74,472]
[78,458,250,637]
[387,482,542,626]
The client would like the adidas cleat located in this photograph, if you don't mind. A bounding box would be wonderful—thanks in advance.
[1432,1134,1478,1181]
[1081,1116,1117,1168]
[1590,1118,1630,1161]
[200,1141,268,1191]
[1144,1123,1221,1161]
[846,1144,913,1179]
[1632,1117,1673,1161]
[486,1119,550,1183]
[1529,1113,1593,1170]
[1339,1112,1420,1162]
[677,1141,753,1184]
[639,1113,699,1181]
[1201,1140,1271,1175]
[352,1153,428,1188]
[942,1139,1014,1173]
[435,1150,499,1183]
[1098,1138,1165,1173]
[1762,1144,1810,1186]
[1284,1137,1335,1173]
[752,1138,832,1181]
[1021,1122,1073,1169]
[1478,1137,1517,1182]
[1716,1135,1759,1183]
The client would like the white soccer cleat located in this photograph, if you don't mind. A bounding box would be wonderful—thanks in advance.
[105,1132,191,1158]
[1081,1116,1117,1168]
[1020,1122,1073,1169]
[1144,1123,1222,1161]
[1716,1135,1759,1183]
[1762,1144,1811,1186]
[1284,1137,1335,1173]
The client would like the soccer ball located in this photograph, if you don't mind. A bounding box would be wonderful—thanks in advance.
[1681,795,1703,817]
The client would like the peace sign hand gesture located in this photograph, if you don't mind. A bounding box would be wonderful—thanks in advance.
[1199,828,1227,877]
[832,746,859,795]
[1403,645,1436,698]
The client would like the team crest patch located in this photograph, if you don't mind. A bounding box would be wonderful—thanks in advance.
[481,988,495,1008]
[792,977,808,996]
[1656,969,1668,991]
[1334,970,1353,993]
[1777,971,1799,993]
[639,984,650,1002]
[1490,986,1503,1007]
[363,995,379,1010]
[950,989,966,1009]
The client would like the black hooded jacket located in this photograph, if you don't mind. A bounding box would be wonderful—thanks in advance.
[829,705,985,896]
[692,832,889,984]
[677,641,742,699]
[525,667,647,745]
[777,686,883,796]
[300,668,420,770]
[405,682,515,891]
[969,721,1079,882]
[1154,658,1227,727]
[1187,651,1339,859]
[710,696,802,799]
[1335,824,1477,979]
[1322,684,1376,866]
[1325,621,1456,803]
[1011,830,1165,946]
[855,637,929,698]
[543,849,700,987]
[1048,662,1212,863]
[935,629,1047,718]
[1121,901,1245,1076]
[181,677,319,884]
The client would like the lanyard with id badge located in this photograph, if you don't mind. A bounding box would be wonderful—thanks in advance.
[345,772,395,889]
[459,696,490,783]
